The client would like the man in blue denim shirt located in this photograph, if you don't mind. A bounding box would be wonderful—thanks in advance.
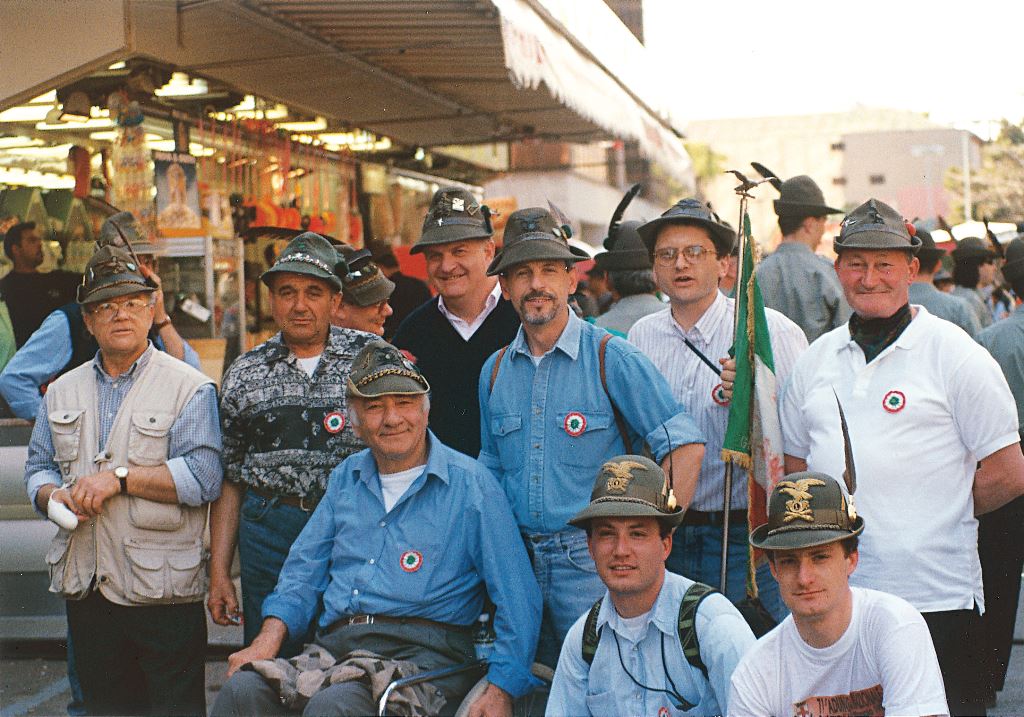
[212,340,541,717]
[479,208,705,667]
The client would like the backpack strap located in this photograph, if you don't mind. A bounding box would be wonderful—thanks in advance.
[678,582,717,681]
[581,597,603,665]
[488,345,509,394]
[598,333,633,454]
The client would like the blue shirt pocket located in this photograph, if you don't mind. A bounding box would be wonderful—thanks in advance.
[554,409,614,466]
[490,412,525,471]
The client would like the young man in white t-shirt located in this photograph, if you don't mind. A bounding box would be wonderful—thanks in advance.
[729,472,948,716]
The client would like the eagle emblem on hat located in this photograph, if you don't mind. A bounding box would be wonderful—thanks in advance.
[603,459,647,493]
[777,477,826,523]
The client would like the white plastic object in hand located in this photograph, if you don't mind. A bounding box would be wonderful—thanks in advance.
[47,493,79,531]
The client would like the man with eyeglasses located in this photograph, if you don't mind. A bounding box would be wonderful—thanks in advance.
[778,198,1024,715]
[627,199,806,619]
[478,207,705,667]
[23,241,222,716]
[0,212,200,420]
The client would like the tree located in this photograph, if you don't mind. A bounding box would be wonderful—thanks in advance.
[946,119,1024,223]
[684,141,727,202]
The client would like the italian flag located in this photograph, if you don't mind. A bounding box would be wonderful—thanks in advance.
[721,212,786,585]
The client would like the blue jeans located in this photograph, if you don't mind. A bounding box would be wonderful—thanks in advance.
[238,491,316,656]
[523,528,606,668]
[666,522,788,623]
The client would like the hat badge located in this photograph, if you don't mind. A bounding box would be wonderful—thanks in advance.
[778,477,826,523]
[603,459,646,494]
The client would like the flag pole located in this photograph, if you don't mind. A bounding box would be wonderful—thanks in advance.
[719,171,773,594]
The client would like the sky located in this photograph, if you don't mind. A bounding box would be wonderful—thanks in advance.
[643,0,1024,139]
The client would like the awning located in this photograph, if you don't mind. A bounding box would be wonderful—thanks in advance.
[1,0,691,186]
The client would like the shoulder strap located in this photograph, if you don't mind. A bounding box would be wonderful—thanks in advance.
[488,345,509,394]
[581,597,603,665]
[678,582,717,681]
[599,333,633,454]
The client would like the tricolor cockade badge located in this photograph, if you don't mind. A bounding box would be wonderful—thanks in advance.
[564,412,586,437]
[400,550,423,573]
[882,390,906,414]
[711,383,728,406]
[324,411,346,433]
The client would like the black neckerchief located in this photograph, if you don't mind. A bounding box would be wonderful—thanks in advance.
[849,304,912,363]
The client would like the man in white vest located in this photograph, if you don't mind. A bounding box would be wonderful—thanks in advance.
[24,243,223,716]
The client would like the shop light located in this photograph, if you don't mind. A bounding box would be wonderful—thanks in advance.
[0,137,45,149]
[0,167,75,189]
[6,143,74,158]
[276,117,328,132]
[37,117,115,131]
[155,72,209,98]
[0,104,53,123]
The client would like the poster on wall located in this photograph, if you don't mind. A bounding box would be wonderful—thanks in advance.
[154,151,202,237]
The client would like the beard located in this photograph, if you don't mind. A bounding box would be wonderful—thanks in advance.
[518,290,559,325]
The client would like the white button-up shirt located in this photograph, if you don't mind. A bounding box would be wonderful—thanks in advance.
[629,291,807,511]
[437,282,502,341]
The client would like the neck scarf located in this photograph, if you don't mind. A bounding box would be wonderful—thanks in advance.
[849,303,912,363]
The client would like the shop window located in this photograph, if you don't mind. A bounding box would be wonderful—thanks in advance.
[869,174,885,185]
[832,177,847,186]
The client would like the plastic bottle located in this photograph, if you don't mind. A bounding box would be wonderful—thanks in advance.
[473,613,494,662]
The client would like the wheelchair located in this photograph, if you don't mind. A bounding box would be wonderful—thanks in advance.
[377,661,554,717]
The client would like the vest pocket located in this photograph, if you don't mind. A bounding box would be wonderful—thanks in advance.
[123,538,206,603]
[45,530,90,598]
[48,409,85,469]
[128,496,184,531]
[127,411,174,466]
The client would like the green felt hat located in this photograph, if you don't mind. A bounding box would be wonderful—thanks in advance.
[347,340,430,398]
[637,198,735,257]
[260,232,345,291]
[77,244,156,305]
[569,455,684,529]
[750,472,864,551]
[487,207,590,276]
[773,175,843,217]
[413,187,493,253]
[834,199,922,254]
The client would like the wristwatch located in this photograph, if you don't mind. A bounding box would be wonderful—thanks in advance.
[114,466,129,494]
[153,316,172,330]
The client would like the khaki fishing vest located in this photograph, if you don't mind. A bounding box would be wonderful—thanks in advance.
[44,349,212,606]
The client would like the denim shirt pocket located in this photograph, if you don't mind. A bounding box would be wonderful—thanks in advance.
[490,413,525,471]
[554,409,613,466]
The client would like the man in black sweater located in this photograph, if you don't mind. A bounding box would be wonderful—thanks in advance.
[392,188,520,457]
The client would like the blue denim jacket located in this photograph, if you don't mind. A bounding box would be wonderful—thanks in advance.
[262,432,543,698]
[478,313,704,534]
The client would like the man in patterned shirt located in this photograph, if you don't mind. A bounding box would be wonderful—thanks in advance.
[208,232,377,656]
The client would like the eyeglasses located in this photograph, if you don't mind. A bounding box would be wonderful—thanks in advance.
[88,298,154,321]
[653,246,715,266]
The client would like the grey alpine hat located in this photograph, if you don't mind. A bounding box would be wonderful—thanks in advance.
[833,199,922,254]
[486,207,590,276]
[594,222,650,271]
[77,244,157,305]
[346,340,430,398]
[773,175,843,217]
[336,245,395,306]
[914,227,946,266]
[951,235,997,263]
[1001,236,1024,284]
[636,198,735,257]
[568,455,684,529]
[261,232,345,291]
[749,472,864,551]
[98,211,160,256]
[412,188,493,253]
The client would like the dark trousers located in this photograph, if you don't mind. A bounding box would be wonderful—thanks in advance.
[66,590,207,716]
[978,495,1024,697]
[923,607,985,716]
[211,621,478,717]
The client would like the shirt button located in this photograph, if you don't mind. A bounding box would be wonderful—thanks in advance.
[368,559,375,565]
[99,575,108,583]
[353,589,359,595]
[533,443,540,449]
[379,521,386,527]
[534,407,541,415]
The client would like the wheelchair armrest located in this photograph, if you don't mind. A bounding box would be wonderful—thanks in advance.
[377,659,488,716]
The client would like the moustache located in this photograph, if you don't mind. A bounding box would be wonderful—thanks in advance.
[523,290,556,302]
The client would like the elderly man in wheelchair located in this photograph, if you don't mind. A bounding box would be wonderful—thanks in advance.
[212,341,544,717]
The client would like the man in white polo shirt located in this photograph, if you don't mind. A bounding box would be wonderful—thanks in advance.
[779,198,1024,715]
